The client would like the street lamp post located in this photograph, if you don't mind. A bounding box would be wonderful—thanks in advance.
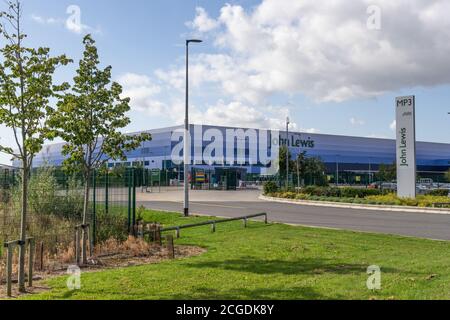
[184,39,202,217]
[336,155,340,187]
[286,117,290,189]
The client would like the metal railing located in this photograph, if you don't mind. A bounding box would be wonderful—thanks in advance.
[157,213,268,239]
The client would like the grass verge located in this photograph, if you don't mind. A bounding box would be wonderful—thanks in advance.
[19,209,450,300]
[267,191,450,208]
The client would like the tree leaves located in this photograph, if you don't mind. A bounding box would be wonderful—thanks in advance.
[50,34,151,176]
[0,0,72,168]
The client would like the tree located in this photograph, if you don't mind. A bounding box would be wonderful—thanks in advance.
[445,169,450,183]
[304,157,327,186]
[279,145,295,178]
[0,0,71,291]
[377,162,396,182]
[50,35,151,264]
[292,151,307,188]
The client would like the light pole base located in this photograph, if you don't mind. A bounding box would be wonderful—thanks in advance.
[184,208,189,217]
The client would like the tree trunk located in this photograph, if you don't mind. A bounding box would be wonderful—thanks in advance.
[81,170,91,265]
[18,164,28,292]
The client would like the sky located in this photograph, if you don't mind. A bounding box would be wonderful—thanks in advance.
[1,0,450,164]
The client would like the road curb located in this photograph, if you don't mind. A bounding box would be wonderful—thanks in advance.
[259,195,450,215]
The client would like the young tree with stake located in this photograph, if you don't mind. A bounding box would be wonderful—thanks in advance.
[51,35,151,264]
[0,0,71,292]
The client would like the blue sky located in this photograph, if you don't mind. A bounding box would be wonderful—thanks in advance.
[1,0,450,164]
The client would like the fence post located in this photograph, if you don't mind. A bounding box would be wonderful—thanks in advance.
[6,243,14,297]
[27,238,35,287]
[105,170,109,215]
[75,227,80,265]
[132,168,136,234]
[86,224,92,257]
[137,222,144,239]
[166,235,175,259]
[127,168,132,233]
[39,242,44,271]
[92,172,97,246]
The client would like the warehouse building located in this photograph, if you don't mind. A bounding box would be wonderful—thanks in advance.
[28,124,450,185]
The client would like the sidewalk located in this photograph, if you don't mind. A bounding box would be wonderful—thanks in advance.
[136,188,262,202]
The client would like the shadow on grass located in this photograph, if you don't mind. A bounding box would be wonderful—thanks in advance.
[166,285,329,300]
[56,285,330,300]
[185,257,402,276]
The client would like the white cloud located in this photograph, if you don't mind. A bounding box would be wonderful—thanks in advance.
[186,7,219,32]
[118,72,297,130]
[117,73,163,114]
[350,117,365,126]
[192,100,297,130]
[179,0,450,103]
[390,120,396,131]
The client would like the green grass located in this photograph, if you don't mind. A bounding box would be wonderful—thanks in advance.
[22,210,450,300]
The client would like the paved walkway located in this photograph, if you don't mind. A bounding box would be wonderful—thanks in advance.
[138,189,450,241]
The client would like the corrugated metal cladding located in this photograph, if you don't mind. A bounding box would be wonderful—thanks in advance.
[28,124,450,174]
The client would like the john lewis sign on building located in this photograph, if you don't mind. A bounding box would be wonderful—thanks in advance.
[396,96,417,198]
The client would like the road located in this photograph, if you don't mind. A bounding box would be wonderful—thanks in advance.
[137,190,450,241]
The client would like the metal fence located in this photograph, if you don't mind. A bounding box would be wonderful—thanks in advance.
[0,167,139,255]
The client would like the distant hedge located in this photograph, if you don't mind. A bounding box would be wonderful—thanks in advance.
[427,189,449,197]
[300,186,382,198]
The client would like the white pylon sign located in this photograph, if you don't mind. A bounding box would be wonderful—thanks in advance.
[395,96,417,198]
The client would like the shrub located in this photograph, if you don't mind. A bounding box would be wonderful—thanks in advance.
[416,195,450,207]
[401,198,418,206]
[301,186,340,197]
[340,187,382,198]
[295,193,309,200]
[57,175,84,219]
[299,186,381,198]
[95,210,129,243]
[366,194,402,206]
[27,166,59,216]
[263,181,279,195]
[427,189,449,197]
[281,192,297,199]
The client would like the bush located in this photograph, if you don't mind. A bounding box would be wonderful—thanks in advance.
[95,210,129,243]
[12,167,84,219]
[299,186,381,198]
[416,195,450,207]
[302,186,340,197]
[340,187,381,198]
[280,192,297,199]
[295,193,309,200]
[263,181,279,195]
[427,189,449,197]
[366,194,402,206]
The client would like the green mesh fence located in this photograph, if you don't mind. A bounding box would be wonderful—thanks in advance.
[0,167,138,254]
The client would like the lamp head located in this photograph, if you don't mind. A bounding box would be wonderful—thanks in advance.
[187,39,203,45]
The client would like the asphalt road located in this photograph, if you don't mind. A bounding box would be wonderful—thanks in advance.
[139,198,450,241]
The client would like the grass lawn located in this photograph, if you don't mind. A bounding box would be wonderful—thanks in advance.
[23,210,450,300]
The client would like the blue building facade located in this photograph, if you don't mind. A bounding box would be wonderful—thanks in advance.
[29,124,450,181]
